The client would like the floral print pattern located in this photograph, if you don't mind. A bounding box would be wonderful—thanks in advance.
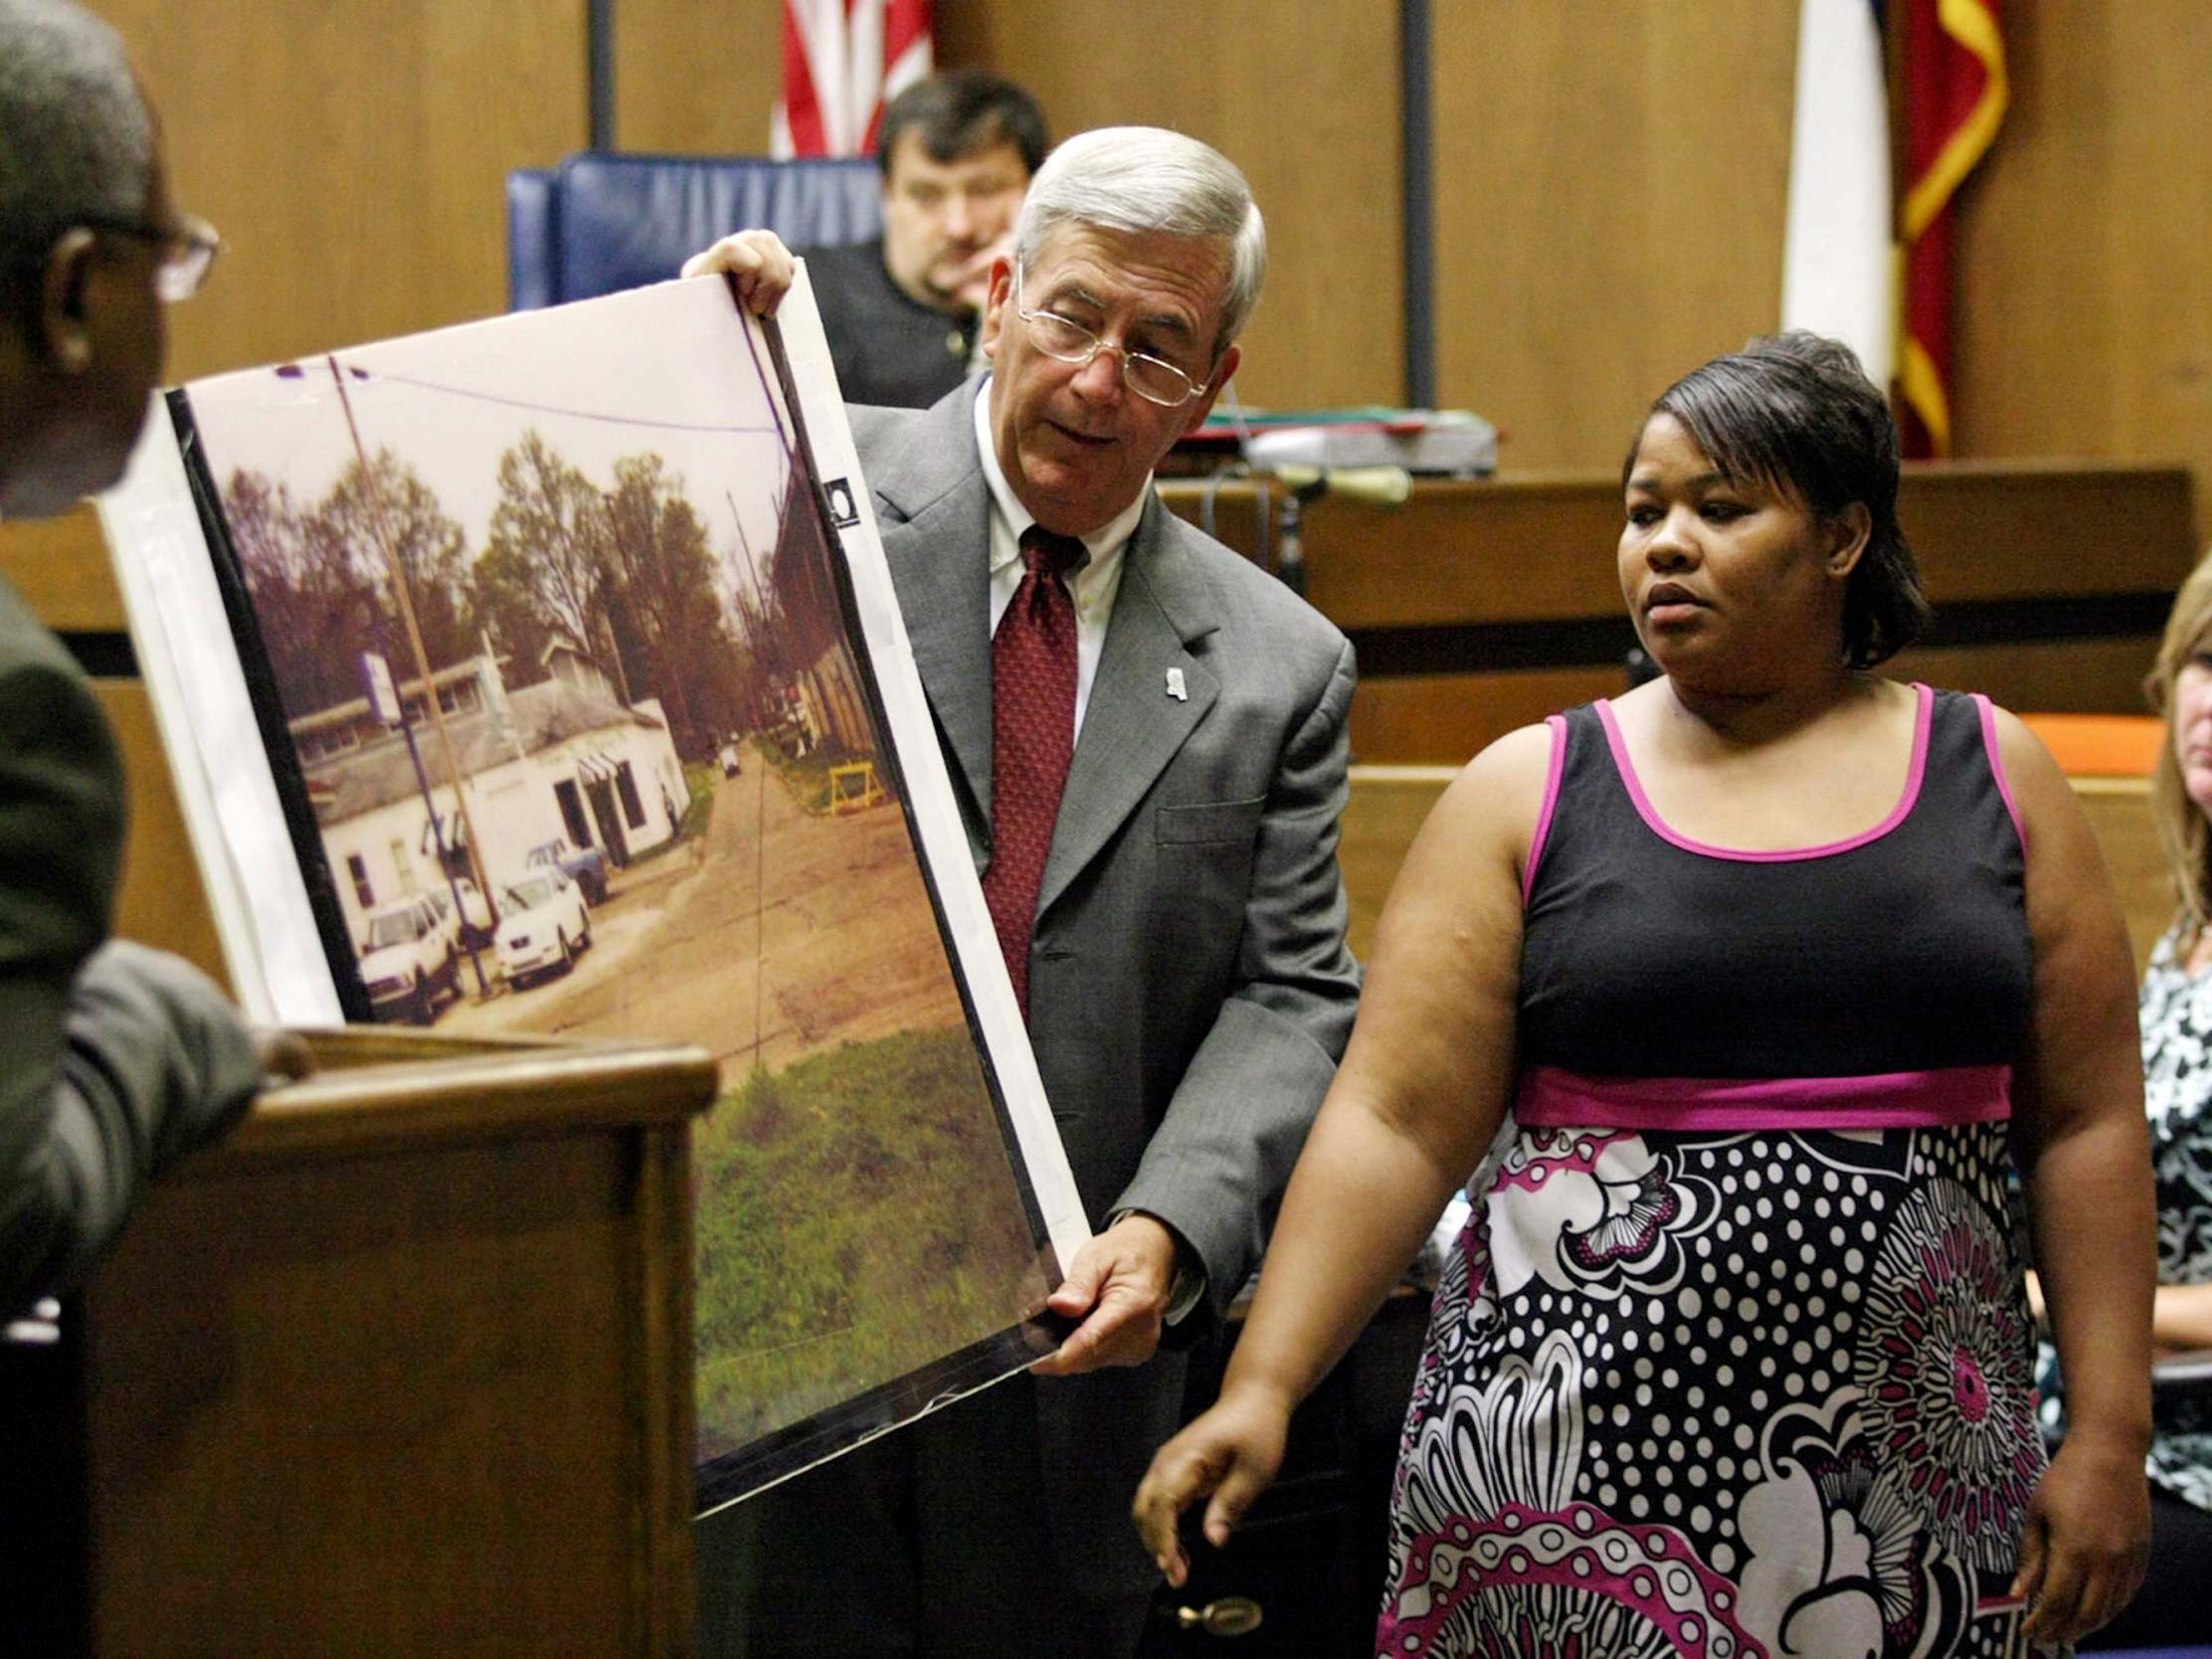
[1382,1120,2053,1658]
[1736,1386,1973,1658]
[1855,1183,2042,1571]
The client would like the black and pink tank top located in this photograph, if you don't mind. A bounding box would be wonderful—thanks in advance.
[1515,684,2033,1132]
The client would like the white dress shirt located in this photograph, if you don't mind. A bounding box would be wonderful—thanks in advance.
[972,377,1148,736]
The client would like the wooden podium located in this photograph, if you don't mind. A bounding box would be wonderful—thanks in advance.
[58,1029,717,1658]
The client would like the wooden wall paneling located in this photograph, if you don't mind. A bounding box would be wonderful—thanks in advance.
[1891,638,2157,719]
[94,0,590,384]
[1299,477,1625,628]
[1941,3,2117,470]
[615,0,784,154]
[1349,665,1627,769]
[1341,765,1452,968]
[1346,642,2162,771]
[93,682,232,990]
[2076,779,2172,973]
[2104,5,2212,553]
[1237,462,2195,633]
[1896,461,2196,601]
[938,0,1404,410]
[1950,3,2212,549]
[1163,465,2190,766]
[0,510,120,634]
[1429,1,1797,471]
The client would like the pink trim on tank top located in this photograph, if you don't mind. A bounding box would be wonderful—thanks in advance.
[1972,692,2028,851]
[1522,714,1569,905]
[1593,682,1935,862]
[1515,1062,2013,1131]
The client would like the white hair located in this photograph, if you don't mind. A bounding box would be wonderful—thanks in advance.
[1011,125,1266,358]
[0,0,152,253]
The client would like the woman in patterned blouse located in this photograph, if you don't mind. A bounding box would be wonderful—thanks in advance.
[2039,547,2212,1648]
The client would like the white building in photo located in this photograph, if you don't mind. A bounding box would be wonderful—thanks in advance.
[296,645,687,955]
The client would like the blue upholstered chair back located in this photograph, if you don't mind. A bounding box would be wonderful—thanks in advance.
[506,152,883,310]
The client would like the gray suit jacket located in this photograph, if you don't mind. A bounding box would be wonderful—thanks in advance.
[849,384,1362,1594]
[0,572,262,1320]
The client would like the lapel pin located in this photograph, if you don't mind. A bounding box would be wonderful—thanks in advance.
[1165,667,1188,702]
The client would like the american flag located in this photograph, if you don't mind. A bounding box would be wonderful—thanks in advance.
[771,0,935,159]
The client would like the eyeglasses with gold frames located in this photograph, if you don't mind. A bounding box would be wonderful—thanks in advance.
[1012,262,1204,408]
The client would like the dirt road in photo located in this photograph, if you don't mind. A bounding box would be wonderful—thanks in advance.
[440,754,969,1085]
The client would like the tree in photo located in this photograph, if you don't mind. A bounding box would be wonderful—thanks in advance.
[480,430,622,695]
[224,466,378,717]
[310,449,474,678]
[605,453,751,757]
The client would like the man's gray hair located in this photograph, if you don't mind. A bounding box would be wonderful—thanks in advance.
[0,0,152,253]
[1012,125,1267,358]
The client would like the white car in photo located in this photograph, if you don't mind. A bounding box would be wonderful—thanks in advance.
[494,867,593,989]
[425,874,495,946]
[358,894,461,1023]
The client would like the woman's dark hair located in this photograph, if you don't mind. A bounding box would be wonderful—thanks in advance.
[1631,330,1932,668]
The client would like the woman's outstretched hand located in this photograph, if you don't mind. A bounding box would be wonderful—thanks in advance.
[1131,1383,1293,1587]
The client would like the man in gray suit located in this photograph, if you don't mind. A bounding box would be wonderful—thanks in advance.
[689,125,1361,1657]
[0,0,273,1321]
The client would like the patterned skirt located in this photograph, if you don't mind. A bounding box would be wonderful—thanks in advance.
[1378,1117,2060,1659]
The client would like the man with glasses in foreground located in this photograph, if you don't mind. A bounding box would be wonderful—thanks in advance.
[0,0,274,1325]
[685,125,1361,1657]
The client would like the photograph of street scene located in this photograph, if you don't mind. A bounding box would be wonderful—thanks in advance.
[171,282,1056,1500]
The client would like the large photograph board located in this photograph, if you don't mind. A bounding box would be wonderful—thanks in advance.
[97,276,1088,1510]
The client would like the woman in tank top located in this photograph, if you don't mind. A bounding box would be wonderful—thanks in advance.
[1135,333,2156,1656]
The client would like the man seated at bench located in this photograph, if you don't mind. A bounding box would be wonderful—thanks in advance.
[799,69,1046,408]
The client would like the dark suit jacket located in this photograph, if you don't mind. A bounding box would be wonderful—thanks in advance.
[850,383,1363,1596]
[802,239,978,410]
[0,572,262,1320]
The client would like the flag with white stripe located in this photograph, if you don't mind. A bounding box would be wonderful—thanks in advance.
[1779,0,1894,386]
[772,0,935,159]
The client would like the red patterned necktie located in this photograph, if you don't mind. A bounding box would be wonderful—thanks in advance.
[983,524,1085,1016]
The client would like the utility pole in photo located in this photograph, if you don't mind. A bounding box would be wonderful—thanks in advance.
[360,643,489,998]
[320,353,500,992]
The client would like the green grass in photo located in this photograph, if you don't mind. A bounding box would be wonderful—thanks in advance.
[692,1025,1045,1454]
